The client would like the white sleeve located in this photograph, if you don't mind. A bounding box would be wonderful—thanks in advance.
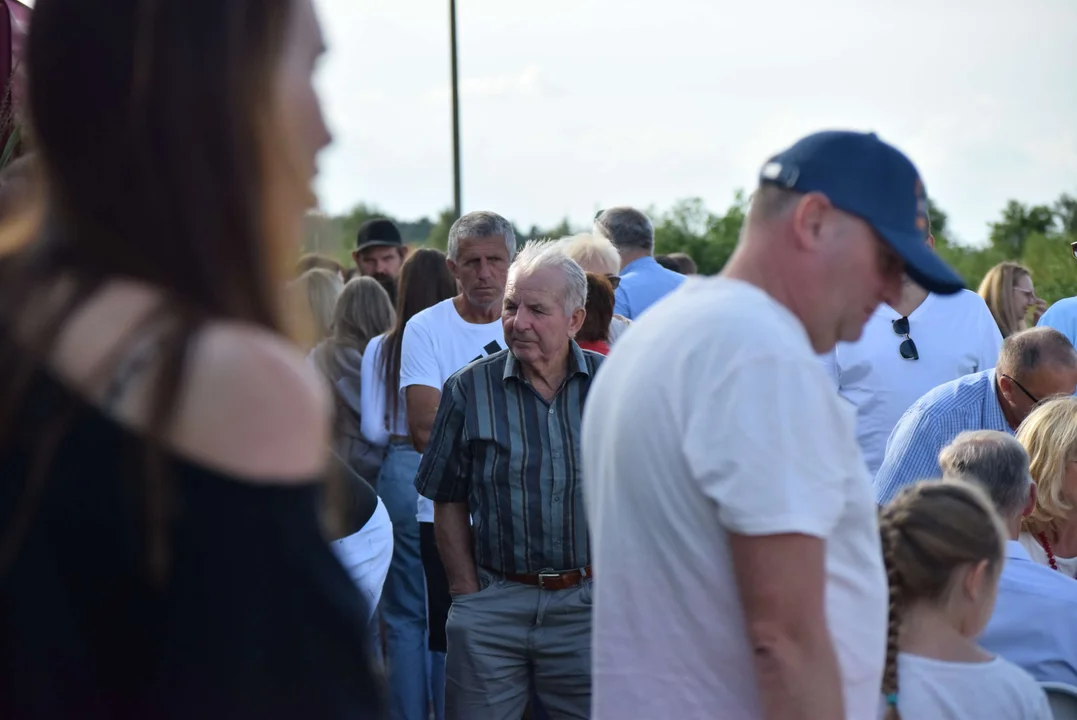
[399,316,442,392]
[818,349,841,389]
[684,356,848,538]
[974,296,1003,371]
[360,336,390,447]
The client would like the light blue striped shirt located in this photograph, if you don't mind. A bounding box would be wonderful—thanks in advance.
[874,369,1010,504]
[979,540,1077,685]
[614,256,685,320]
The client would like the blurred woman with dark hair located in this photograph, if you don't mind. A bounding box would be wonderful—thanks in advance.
[0,0,382,716]
[577,272,616,355]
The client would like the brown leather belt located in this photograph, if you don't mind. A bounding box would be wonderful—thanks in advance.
[499,566,592,591]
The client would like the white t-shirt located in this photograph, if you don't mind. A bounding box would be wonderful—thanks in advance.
[582,276,888,720]
[820,290,1001,476]
[359,333,409,445]
[400,297,506,523]
[887,653,1050,719]
[1019,532,1077,578]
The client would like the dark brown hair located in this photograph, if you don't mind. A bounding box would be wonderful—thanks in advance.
[877,480,1005,720]
[0,0,300,580]
[578,272,614,343]
[380,248,456,422]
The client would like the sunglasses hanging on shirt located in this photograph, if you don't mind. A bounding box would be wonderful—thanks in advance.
[892,316,919,361]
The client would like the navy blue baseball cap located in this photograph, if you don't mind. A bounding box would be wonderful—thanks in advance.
[759,130,964,295]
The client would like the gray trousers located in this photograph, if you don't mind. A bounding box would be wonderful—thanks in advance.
[445,568,592,720]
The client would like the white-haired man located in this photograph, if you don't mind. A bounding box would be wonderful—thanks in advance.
[583,131,966,720]
[415,240,601,720]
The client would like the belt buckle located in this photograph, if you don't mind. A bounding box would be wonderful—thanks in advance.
[537,568,559,590]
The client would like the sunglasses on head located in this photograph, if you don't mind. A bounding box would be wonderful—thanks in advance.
[606,274,621,290]
[892,316,918,361]
[1071,241,1077,261]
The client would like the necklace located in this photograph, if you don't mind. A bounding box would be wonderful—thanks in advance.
[1038,532,1064,573]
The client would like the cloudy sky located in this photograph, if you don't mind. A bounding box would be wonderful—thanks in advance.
[312,0,1077,245]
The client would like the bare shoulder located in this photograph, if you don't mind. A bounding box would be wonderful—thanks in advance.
[169,321,332,485]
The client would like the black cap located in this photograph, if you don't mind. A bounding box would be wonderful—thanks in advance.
[356,218,403,252]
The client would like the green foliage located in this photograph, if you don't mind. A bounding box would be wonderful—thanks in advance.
[651,192,747,275]
[304,192,1077,304]
[938,196,1077,304]
[988,200,1056,257]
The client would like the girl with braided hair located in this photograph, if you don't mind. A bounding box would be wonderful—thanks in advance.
[878,480,1050,719]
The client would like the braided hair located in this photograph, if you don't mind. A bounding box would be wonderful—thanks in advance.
[877,480,1007,719]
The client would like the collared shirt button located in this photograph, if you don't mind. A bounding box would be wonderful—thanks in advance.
[553,495,561,502]
[548,408,555,415]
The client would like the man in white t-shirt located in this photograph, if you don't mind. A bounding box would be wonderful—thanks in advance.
[582,131,967,720]
[398,210,515,717]
[820,215,1002,476]
[401,211,515,453]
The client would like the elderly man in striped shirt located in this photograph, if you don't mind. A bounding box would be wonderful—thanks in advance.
[415,240,602,720]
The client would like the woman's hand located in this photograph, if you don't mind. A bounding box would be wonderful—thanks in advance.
[1032,296,1048,325]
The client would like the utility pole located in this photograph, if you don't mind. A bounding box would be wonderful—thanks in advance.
[449,0,462,219]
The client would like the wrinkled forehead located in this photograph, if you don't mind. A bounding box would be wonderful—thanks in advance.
[506,266,564,299]
[457,234,509,261]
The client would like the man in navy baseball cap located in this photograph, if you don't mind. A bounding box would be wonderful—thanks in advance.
[758,130,964,296]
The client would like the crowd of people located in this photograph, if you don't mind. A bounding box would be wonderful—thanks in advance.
[2,2,1077,720]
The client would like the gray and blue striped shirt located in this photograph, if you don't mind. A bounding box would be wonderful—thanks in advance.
[415,342,602,574]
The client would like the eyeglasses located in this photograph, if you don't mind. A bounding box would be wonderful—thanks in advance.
[892,316,918,360]
[1001,374,1040,404]
[606,274,621,290]
[1071,241,1077,261]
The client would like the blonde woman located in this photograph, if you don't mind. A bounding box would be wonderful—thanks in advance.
[310,277,396,624]
[291,267,344,349]
[1017,396,1077,576]
[978,262,1047,338]
[311,276,396,480]
[558,232,631,342]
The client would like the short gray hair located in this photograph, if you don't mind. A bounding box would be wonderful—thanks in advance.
[594,207,654,253]
[508,239,587,316]
[997,326,1077,378]
[939,430,1031,520]
[447,210,517,262]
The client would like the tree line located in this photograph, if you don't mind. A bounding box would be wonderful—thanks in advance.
[304,192,1077,304]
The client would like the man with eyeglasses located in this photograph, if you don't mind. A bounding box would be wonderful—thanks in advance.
[819,212,1002,477]
[875,326,1077,504]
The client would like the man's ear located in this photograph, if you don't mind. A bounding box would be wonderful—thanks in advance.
[569,306,586,337]
[400,246,410,260]
[1022,482,1038,519]
[351,249,361,268]
[789,192,830,252]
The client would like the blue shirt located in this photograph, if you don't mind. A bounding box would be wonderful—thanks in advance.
[614,256,685,320]
[874,369,1010,504]
[1038,297,1077,348]
[979,540,1077,685]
